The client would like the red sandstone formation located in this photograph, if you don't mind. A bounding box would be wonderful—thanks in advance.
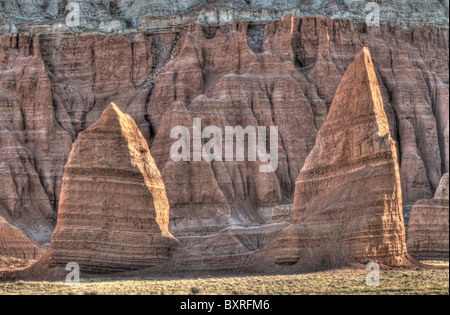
[0,0,447,282]
[0,216,44,260]
[49,103,178,272]
[274,48,411,268]
[0,14,448,251]
[407,173,449,260]
[0,42,72,244]
[150,19,322,236]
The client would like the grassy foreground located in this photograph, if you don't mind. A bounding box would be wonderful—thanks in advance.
[0,261,448,295]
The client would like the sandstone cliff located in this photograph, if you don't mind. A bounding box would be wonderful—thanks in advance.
[0,41,72,244]
[0,14,448,245]
[49,103,178,273]
[407,173,449,260]
[150,20,321,236]
[273,47,411,268]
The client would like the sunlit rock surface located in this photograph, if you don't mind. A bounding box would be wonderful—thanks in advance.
[49,103,178,273]
[273,47,412,268]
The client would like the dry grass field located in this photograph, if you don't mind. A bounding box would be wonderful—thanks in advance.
[0,261,447,295]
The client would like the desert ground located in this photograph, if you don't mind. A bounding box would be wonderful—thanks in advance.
[0,259,447,295]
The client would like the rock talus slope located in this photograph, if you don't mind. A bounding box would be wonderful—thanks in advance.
[0,215,44,260]
[49,103,178,273]
[407,173,449,260]
[273,47,411,268]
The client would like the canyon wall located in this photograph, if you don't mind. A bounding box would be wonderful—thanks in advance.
[0,3,448,243]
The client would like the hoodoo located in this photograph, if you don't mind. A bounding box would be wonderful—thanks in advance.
[275,47,412,268]
[407,173,449,260]
[49,103,178,272]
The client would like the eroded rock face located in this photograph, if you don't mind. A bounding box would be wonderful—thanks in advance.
[0,215,44,260]
[407,173,449,260]
[1,0,448,29]
[49,103,178,273]
[0,42,72,244]
[150,19,322,236]
[0,14,448,248]
[275,48,411,268]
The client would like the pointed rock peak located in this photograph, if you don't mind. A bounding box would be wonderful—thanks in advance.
[434,173,449,200]
[104,102,121,115]
[327,47,390,137]
[50,102,177,272]
[101,103,174,238]
[167,101,189,114]
[310,53,330,72]
[95,103,144,142]
[98,102,127,125]
[275,48,412,268]
[94,102,122,128]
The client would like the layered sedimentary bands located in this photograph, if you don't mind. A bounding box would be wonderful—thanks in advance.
[0,38,71,244]
[49,103,178,272]
[0,1,448,276]
[407,173,449,260]
[0,215,44,260]
[273,48,410,268]
[18,47,414,278]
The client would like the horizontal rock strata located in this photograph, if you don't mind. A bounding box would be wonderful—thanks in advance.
[49,103,178,273]
[0,14,448,248]
[274,47,412,268]
[0,42,72,244]
[0,215,44,260]
[407,173,449,260]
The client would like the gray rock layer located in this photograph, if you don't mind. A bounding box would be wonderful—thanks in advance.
[0,0,448,30]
